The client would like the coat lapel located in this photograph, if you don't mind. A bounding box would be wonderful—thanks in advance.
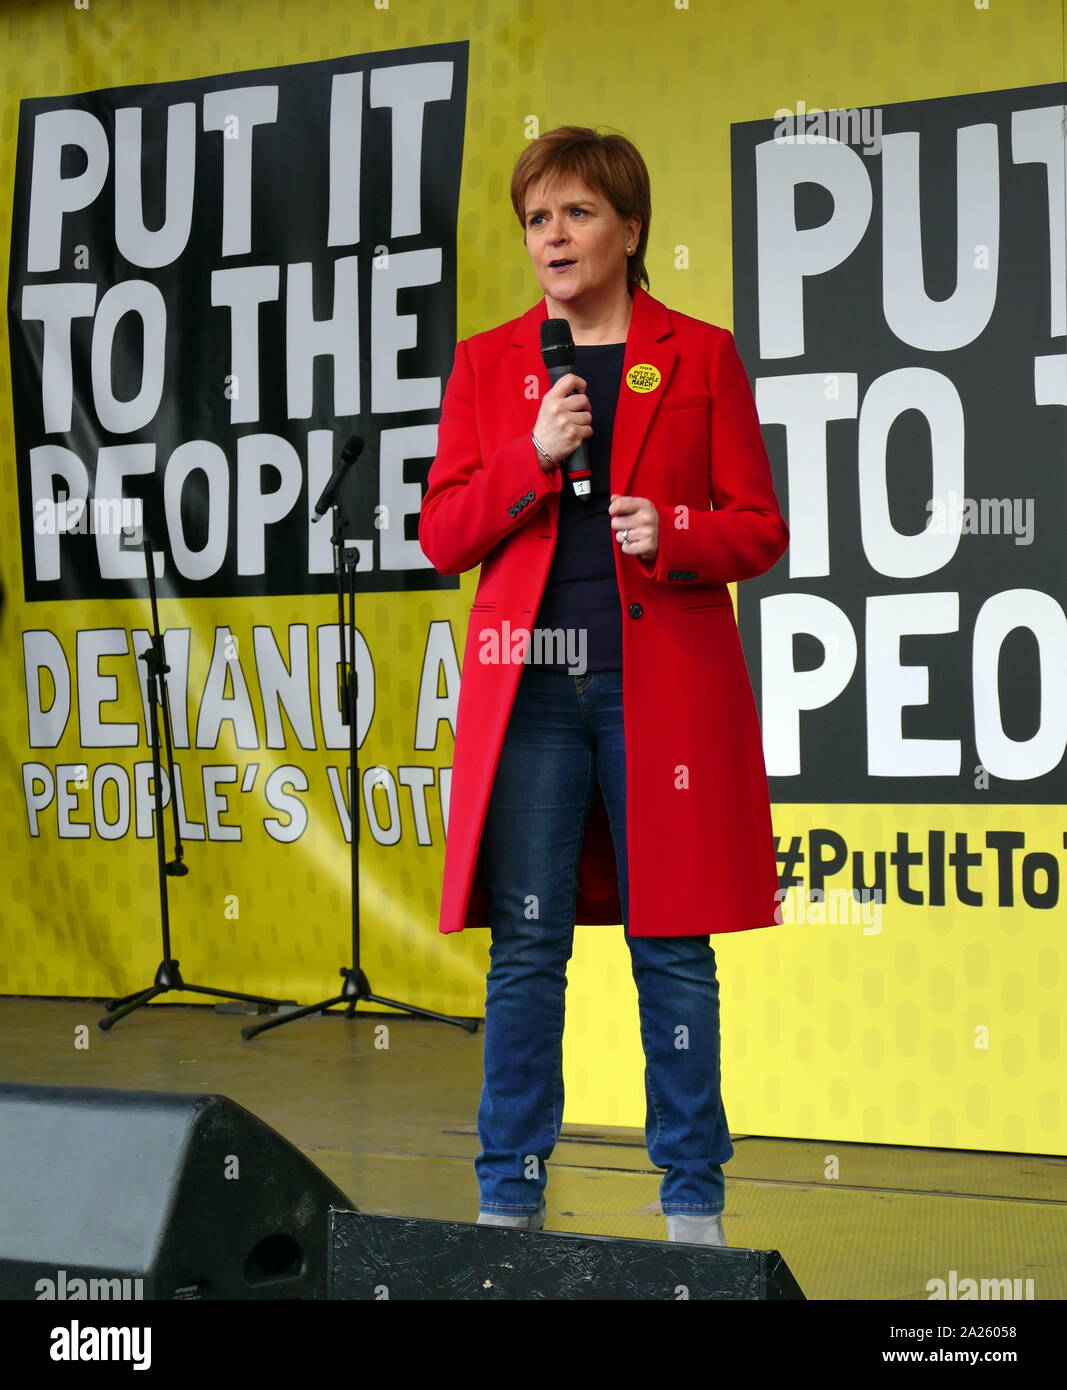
[501,284,678,500]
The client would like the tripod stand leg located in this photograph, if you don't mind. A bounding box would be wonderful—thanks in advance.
[242,996,345,1040]
[99,985,165,1030]
[180,983,288,1007]
[105,986,154,1010]
[364,994,480,1033]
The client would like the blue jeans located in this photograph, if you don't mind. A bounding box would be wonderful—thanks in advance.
[475,664,733,1217]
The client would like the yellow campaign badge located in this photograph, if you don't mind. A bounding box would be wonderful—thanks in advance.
[625,363,662,393]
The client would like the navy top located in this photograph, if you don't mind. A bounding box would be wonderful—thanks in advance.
[533,342,626,672]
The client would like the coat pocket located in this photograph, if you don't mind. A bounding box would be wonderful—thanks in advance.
[661,392,712,412]
[680,598,733,612]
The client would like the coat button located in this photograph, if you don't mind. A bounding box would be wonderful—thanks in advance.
[628,603,643,618]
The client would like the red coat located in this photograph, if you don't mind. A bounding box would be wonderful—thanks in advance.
[419,285,789,937]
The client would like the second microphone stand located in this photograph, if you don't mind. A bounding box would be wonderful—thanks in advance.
[100,540,287,1030]
[243,497,477,1039]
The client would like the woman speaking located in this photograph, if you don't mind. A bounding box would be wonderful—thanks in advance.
[419,126,789,1247]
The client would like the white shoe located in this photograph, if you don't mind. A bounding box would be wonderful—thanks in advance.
[666,1213,727,1246]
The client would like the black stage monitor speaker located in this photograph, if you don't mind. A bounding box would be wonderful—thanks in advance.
[0,1083,355,1300]
[329,1210,806,1300]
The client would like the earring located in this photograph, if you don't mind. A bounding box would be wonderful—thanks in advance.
[626,245,633,254]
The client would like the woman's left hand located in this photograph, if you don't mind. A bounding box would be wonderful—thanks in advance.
[609,494,659,560]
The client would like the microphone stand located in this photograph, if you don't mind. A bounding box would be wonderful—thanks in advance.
[99,541,288,1030]
[242,494,477,1039]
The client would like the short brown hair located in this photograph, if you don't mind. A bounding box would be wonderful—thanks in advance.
[510,125,651,292]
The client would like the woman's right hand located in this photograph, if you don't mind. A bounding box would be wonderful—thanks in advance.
[532,373,592,469]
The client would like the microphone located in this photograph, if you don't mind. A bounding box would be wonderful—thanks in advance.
[312,435,365,520]
[539,318,592,500]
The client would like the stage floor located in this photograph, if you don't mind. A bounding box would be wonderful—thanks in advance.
[2,997,1063,1301]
